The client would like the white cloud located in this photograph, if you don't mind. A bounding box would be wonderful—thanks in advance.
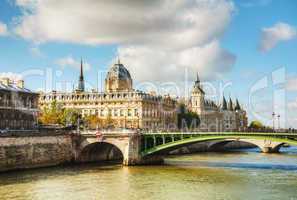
[14,0,234,47]
[0,72,23,81]
[14,0,235,82]
[55,56,91,71]
[287,77,297,91]
[259,22,297,52]
[288,100,297,109]
[119,40,235,82]
[0,22,8,36]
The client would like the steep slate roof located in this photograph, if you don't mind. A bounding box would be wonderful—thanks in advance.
[192,72,205,94]
[222,96,228,110]
[235,99,241,110]
[228,98,234,111]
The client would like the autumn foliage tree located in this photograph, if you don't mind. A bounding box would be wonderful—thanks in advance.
[84,115,102,129]
[39,100,80,126]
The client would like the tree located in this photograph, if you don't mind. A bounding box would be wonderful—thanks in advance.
[39,101,80,127]
[59,109,80,126]
[84,115,102,129]
[177,103,200,130]
[249,120,264,129]
[39,100,60,125]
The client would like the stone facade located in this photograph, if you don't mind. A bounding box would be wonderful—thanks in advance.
[39,61,177,130]
[0,78,39,130]
[189,73,248,131]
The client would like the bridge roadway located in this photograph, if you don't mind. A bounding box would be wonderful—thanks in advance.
[74,131,297,166]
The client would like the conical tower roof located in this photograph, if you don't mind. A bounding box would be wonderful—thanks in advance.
[222,96,227,110]
[77,58,85,92]
[228,97,234,111]
[192,71,204,94]
[235,99,241,110]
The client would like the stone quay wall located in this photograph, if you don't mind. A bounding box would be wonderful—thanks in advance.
[0,130,74,172]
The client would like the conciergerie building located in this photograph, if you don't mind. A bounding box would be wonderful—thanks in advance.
[189,74,248,131]
[39,59,248,131]
[38,60,177,129]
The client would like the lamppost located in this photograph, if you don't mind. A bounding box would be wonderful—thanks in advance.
[272,112,275,131]
[77,117,80,134]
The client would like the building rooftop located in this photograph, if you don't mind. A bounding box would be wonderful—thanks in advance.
[0,79,37,94]
[106,61,132,81]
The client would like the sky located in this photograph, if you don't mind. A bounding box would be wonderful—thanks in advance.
[0,0,296,128]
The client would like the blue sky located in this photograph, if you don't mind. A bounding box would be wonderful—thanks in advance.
[0,0,296,128]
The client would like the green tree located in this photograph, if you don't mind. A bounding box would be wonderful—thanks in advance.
[177,103,200,130]
[249,120,264,129]
[39,101,80,127]
[59,109,80,126]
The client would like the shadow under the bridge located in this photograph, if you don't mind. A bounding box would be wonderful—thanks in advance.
[78,142,123,164]
[207,141,258,152]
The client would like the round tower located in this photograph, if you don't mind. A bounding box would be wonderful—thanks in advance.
[190,73,205,115]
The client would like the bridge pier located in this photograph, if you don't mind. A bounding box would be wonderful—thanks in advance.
[121,133,164,166]
[241,139,283,153]
[260,146,280,153]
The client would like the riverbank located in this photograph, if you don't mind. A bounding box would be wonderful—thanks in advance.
[0,131,257,172]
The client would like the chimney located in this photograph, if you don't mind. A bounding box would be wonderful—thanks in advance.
[17,80,25,89]
[1,78,10,86]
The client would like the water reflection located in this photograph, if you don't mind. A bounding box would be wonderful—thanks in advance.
[0,147,297,200]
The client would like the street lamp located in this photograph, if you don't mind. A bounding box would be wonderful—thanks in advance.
[77,117,80,134]
[272,112,275,131]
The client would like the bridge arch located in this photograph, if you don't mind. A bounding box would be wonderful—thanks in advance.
[78,142,124,163]
[207,139,258,152]
[141,134,297,157]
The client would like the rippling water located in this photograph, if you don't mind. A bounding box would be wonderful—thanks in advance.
[1,147,297,200]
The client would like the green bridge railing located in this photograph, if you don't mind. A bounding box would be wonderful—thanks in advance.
[140,132,297,156]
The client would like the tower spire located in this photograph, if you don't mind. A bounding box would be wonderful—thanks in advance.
[222,96,227,110]
[80,58,83,79]
[196,72,200,84]
[78,58,85,92]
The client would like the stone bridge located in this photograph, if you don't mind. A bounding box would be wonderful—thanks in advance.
[73,131,297,166]
[73,130,163,165]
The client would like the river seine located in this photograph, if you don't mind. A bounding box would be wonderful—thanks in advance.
[1,147,297,200]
